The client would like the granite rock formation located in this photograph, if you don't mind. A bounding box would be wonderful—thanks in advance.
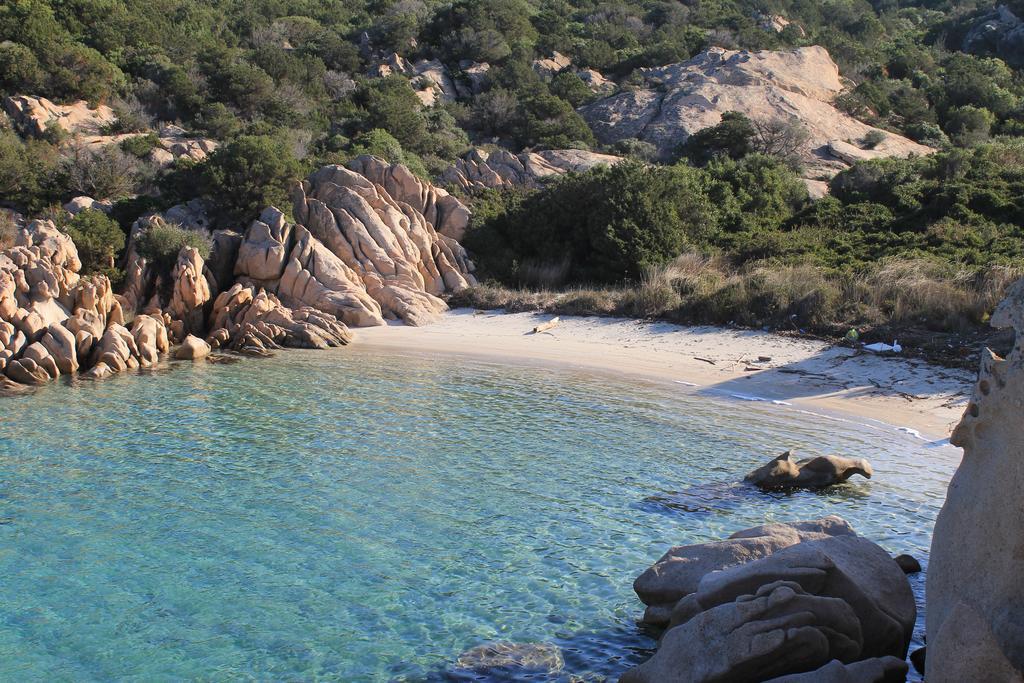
[0,219,167,388]
[745,451,873,490]
[441,148,623,193]
[625,517,914,683]
[579,46,933,177]
[927,277,1024,681]
[3,95,116,137]
[3,96,216,165]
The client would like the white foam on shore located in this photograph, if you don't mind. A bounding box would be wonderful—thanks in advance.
[674,380,700,387]
[730,393,768,402]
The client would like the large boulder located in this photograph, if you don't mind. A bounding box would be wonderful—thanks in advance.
[634,516,855,623]
[927,278,1024,681]
[625,519,915,683]
[579,46,933,176]
[175,334,211,360]
[745,451,873,490]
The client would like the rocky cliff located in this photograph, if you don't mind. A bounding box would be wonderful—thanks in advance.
[926,278,1024,681]
[579,46,933,177]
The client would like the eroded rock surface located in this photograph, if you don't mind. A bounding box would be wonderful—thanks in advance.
[927,277,1024,681]
[579,46,932,176]
[3,95,116,137]
[745,451,873,490]
[626,517,914,683]
[0,219,167,386]
[293,158,477,324]
[441,148,623,193]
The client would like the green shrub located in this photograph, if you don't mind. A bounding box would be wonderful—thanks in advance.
[340,129,429,178]
[466,161,717,284]
[198,135,303,228]
[64,209,125,282]
[136,222,212,278]
[120,133,160,158]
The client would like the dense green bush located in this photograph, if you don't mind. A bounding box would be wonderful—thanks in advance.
[136,222,212,278]
[466,160,716,284]
[197,135,304,228]
[64,209,125,281]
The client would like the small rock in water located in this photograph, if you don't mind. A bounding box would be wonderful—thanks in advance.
[744,450,873,490]
[893,553,922,574]
[453,641,564,675]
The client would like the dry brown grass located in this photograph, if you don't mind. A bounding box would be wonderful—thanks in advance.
[449,254,1021,339]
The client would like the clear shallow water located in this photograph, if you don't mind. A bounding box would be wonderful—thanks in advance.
[0,347,960,681]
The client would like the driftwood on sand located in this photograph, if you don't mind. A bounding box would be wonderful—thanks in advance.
[531,317,561,334]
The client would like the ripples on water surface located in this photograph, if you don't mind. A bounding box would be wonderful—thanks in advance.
[0,347,960,680]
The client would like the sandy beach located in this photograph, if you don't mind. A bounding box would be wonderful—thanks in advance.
[356,309,975,442]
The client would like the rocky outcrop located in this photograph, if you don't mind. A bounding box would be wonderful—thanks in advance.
[1,220,166,386]
[457,61,491,96]
[625,517,914,683]
[441,148,623,193]
[532,51,573,80]
[205,284,353,354]
[168,246,213,341]
[347,155,471,241]
[927,278,1024,681]
[370,53,459,105]
[744,451,873,490]
[579,46,933,176]
[293,159,477,325]
[64,196,112,216]
[3,96,216,164]
[3,95,116,137]
[962,5,1024,68]
[123,158,475,333]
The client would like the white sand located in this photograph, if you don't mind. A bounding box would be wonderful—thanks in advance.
[356,309,975,441]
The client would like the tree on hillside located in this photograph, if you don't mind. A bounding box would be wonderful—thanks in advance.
[199,135,303,228]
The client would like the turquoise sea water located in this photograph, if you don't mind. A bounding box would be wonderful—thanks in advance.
[0,347,959,681]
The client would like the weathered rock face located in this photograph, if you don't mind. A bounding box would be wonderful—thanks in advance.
[292,158,477,324]
[579,46,933,176]
[206,283,353,354]
[3,95,116,137]
[168,246,214,341]
[370,53,459,105]
[347,155,471,241]
[635,516,856,623]
[962,5,1024,68]
[441,148,624,193]
[532,51,573,80]
[927,278,1024,681]
[745,451,873,490]
[626,517,915,683]
[0,220,167,387]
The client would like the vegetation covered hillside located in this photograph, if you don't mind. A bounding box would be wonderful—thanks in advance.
[1,0,1023,352]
